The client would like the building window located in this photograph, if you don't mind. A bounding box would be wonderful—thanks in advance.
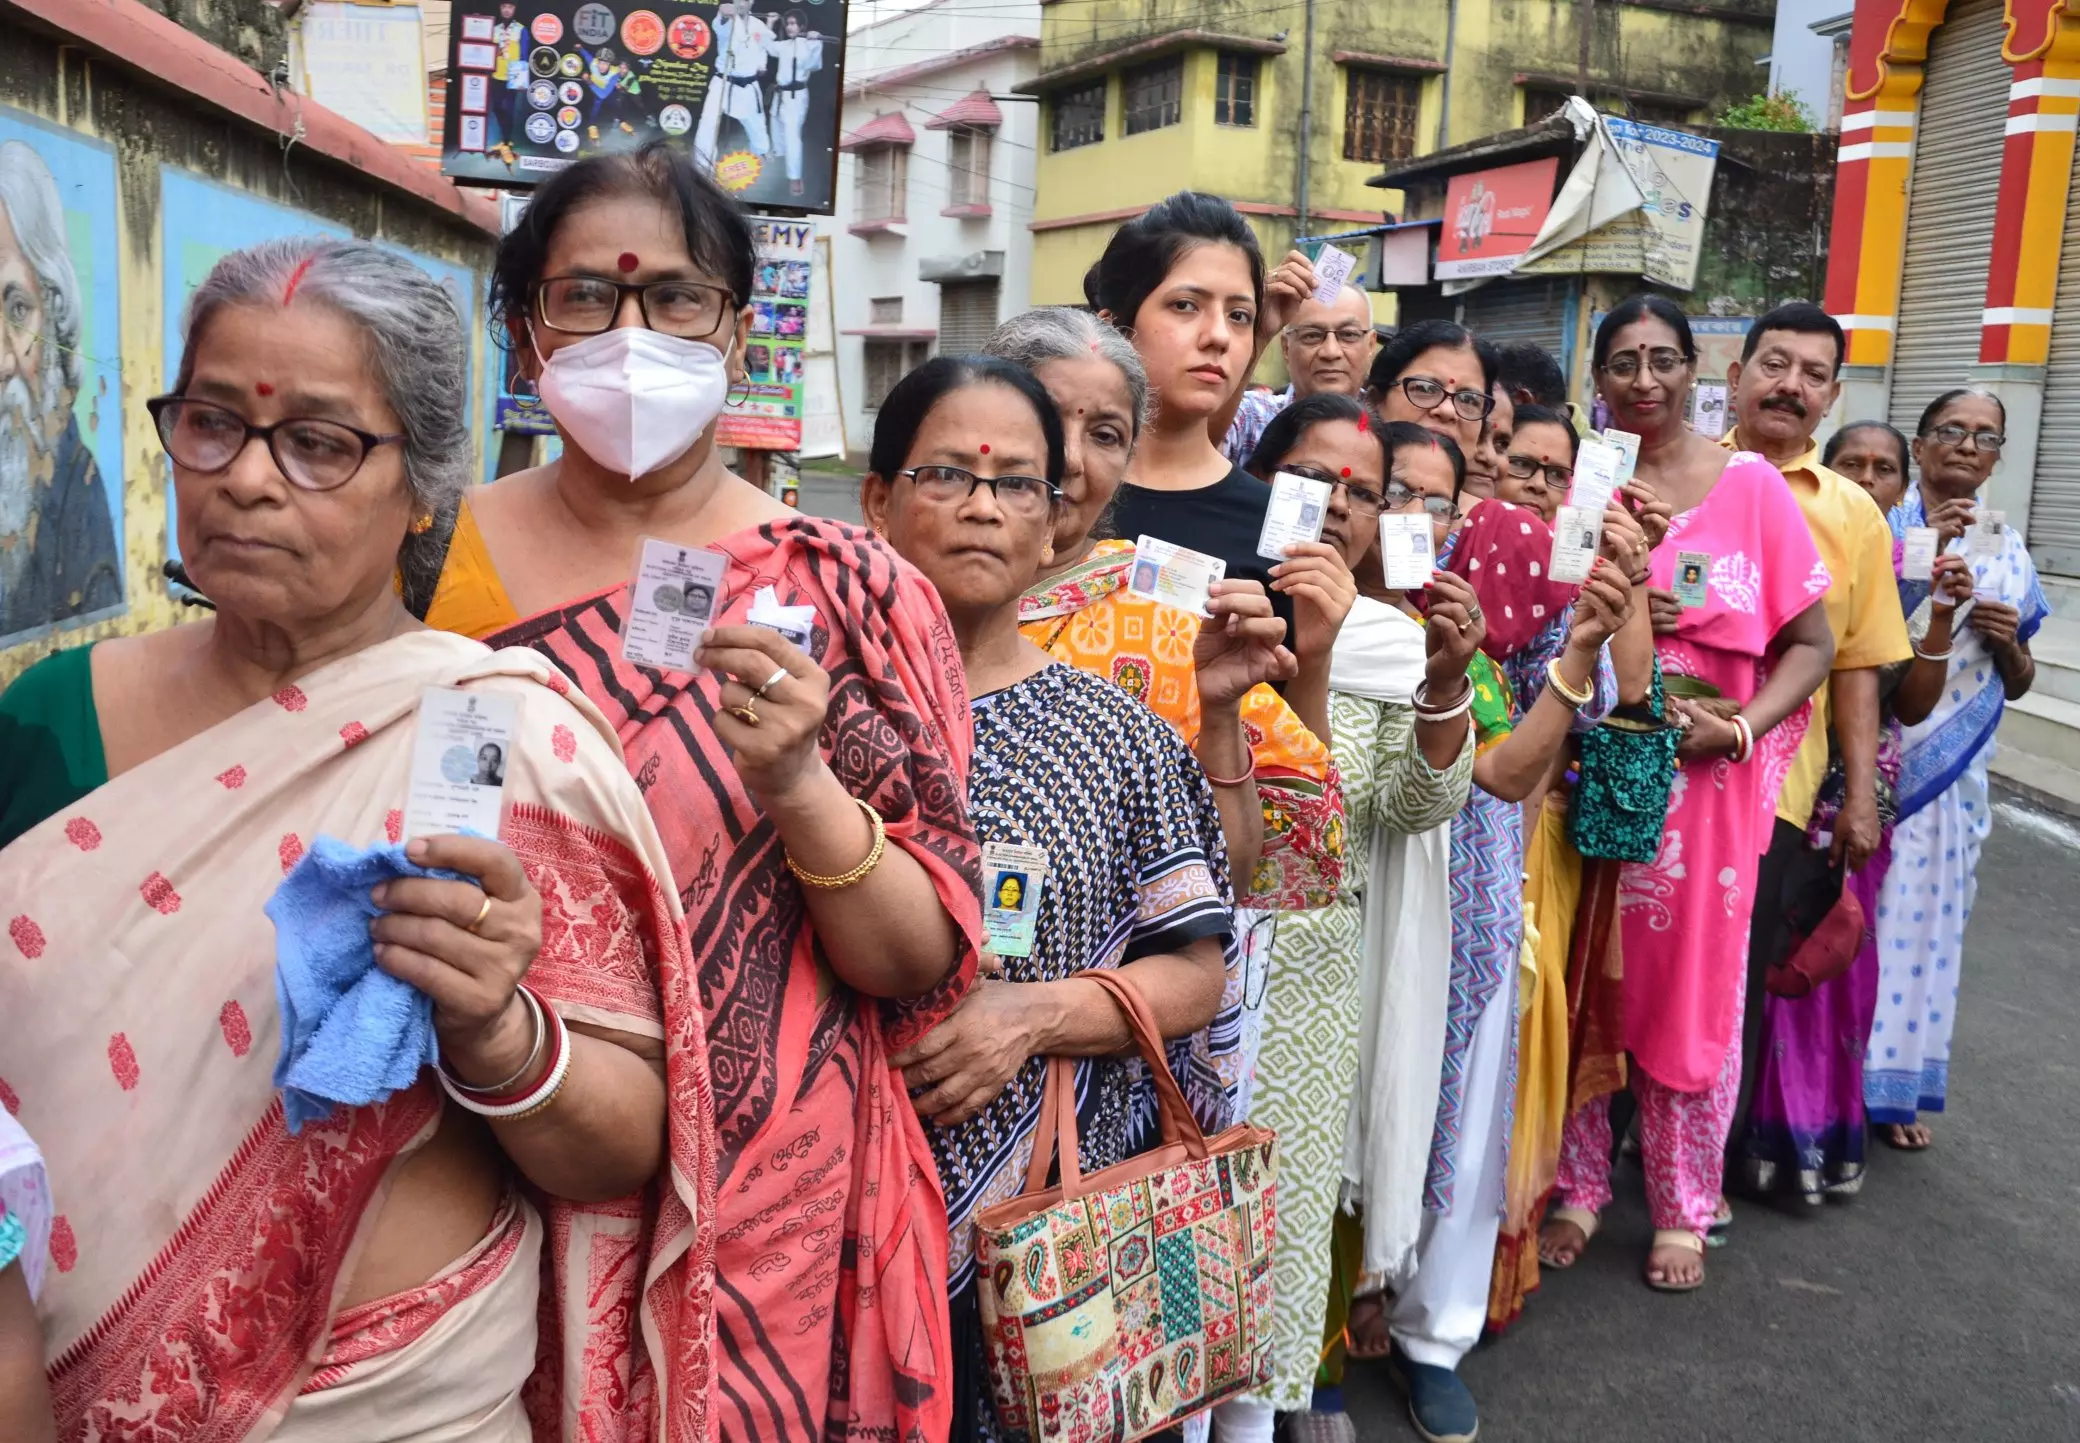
[1521,85,1571,124]
[947,126,992,206]
[1344,68,1423,163]
[1050,80,1105,151]
[864,339,931,409]
[937,279,1002,354]
[1215,53,1257,127]
[854,145,908,223]
[1123,55,1184,135]
[870,297,902,324]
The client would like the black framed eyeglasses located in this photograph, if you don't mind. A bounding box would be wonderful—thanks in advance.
[1600,348,1688,380]
[1504,453,1574,488]
[535,275,736,339]
[1398,376,1493,422]
[1383,482,1460,522]
[146,396,404,493]
[1928,424,2005,454]
[897,464,1060,516]
[1278,463,1386,516]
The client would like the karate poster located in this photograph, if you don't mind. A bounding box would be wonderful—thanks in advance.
[717,216,813,450]
[441,0,848,214]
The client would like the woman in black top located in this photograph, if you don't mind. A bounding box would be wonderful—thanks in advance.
[1085,191,1353,739]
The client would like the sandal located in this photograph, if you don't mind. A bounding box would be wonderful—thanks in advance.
[1706,1197,1733,1250]
[1345,1291,1393,1361]
[1537,1206,1599,1269]
[1877,1121,1933,1151]
[1644,1228,1706,1292]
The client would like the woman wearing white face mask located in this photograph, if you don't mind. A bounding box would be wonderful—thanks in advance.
[424,143,986,1443]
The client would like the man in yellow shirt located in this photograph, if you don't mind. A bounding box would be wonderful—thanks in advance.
[1714,303,1911,1172]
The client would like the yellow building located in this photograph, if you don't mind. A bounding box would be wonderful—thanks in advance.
[1022,0,1780,324]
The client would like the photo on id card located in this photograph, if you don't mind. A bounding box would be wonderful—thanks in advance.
[403,686,520,842]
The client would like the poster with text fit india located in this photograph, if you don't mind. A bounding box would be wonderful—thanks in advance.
[440,0,847,214]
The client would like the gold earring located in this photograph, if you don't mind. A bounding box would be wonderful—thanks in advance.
[1041,543,1055,563]
[409,512,435,534]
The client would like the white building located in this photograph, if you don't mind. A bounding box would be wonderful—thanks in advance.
[824,0,1041,455]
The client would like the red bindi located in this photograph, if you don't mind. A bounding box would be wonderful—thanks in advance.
[617,252,639,273]
[980,443,991,455]
[1340,467,1352,478]
[255,381,275,397]
[1355,409,1370,433]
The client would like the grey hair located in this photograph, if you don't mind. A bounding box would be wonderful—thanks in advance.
[983,306,1151,436]
[174,236,471,603]
[0,140,82,399]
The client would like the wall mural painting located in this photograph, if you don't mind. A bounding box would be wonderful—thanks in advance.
[0,110,125,650]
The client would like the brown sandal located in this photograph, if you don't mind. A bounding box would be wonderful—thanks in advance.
[1644,1228,1705,1292]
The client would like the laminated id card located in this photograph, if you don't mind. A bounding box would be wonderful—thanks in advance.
[981,841,1049,959]
[1128,535,1225,618]
[1569,436,1623,516]
[1258,470,1332,561]
[1674,551,1712,608]
[1377,512,1436,591]
[1968,509,2005,557]
[1309,242,1358,305]
[1602,428,1640,487]
[402,686,519,842]
[1902,526,1940,581]
[621,537,726,673]
[1548,505,1601,585]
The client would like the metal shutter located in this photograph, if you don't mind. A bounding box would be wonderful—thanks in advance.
[1455,277,1571,355]
[1886,0,2010,448]
[2030,145,2080,577]
[936,279,1000,356]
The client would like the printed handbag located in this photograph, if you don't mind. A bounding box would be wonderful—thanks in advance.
[974,969,1279,1442]
[1569,662,1680,863]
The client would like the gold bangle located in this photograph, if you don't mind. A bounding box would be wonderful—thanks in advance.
[785,796,888,889]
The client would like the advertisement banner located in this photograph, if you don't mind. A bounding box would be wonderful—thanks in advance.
[1518,120,1719,290]
[440,0,847,213]
[717,216,813,450]
[1434,157,1559,281]
[301,3,431,146]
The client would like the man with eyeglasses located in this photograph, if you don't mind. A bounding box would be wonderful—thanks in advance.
[1713,302,1911,1190]
[1218,283,1378,464]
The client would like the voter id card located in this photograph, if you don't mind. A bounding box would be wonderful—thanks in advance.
[1377,512,1436,591]
[1968,509,2006,557]
[981,841,1049,959]
[1548,505,1601,585]
[1258,470,1333,561]
[403,686,519,842]
[1128,535,1226,618]
[1902,526,1941,580]
[1309,243,1358,305]
[1602,428,1641,487]
[1569,435,1623,516]
[1674,551,1712,608]
[621,537,726,673]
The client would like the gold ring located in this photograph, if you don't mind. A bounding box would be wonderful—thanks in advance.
[753,665,788,700]
[728,701,761,727]
[466,893,493,934]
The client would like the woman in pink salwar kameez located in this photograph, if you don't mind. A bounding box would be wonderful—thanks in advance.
[1543,295,1834,1292]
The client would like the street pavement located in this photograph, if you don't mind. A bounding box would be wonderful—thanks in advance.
[1346,795,2080,1443]
[787,470,2080,1440]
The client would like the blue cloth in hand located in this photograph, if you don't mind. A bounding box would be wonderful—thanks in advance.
[267,836,457,1133]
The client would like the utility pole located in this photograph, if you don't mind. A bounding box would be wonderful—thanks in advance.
[1576,0,1593,100]
[1297,0,1317,239]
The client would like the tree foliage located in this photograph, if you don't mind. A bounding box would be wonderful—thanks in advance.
[1713,91,1817,132]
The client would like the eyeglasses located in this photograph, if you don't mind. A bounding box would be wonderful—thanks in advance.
[1383,482,1460,522]
[146,396,404,492]
[1599,348,1689,380]
[1279,464,1386,515]
[1397,376,1493,422]
[1504,453,1573,488]
[535,275,736,339]
[1928,424,2005,454]
[897,463,1060,516]
[1286,325,1372,350]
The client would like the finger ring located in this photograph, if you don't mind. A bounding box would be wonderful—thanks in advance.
[1466,605,1484,623]
[728,701,761,727]
[466,892,493,934]
[753,665,788,700]
[1454,617,1471,633]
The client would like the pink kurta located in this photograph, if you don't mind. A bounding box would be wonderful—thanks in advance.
[1619,452,1829,1092]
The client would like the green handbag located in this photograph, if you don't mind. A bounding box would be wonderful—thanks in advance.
[1568,660,1680,863]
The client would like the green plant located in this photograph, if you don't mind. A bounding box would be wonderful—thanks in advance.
[1714,91,1817,132]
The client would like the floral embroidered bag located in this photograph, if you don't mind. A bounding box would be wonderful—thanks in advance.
[974,970,1279,1441]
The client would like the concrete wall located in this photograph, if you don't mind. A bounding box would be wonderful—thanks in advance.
[0,0,498,684]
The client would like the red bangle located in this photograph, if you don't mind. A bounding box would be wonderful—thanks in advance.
[1202,762,1257,789]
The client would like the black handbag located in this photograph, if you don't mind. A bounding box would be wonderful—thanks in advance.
[1568,661,1681,863]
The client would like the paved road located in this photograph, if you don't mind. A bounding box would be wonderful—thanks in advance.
[1346,796,2080,1443]
[786,474,2080,1439]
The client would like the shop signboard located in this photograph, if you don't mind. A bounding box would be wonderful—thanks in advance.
[717,216,813,450]
[1434,157,1560,281]
[441,0,846,213]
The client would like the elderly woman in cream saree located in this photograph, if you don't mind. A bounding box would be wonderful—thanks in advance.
[0,238,715,1442]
